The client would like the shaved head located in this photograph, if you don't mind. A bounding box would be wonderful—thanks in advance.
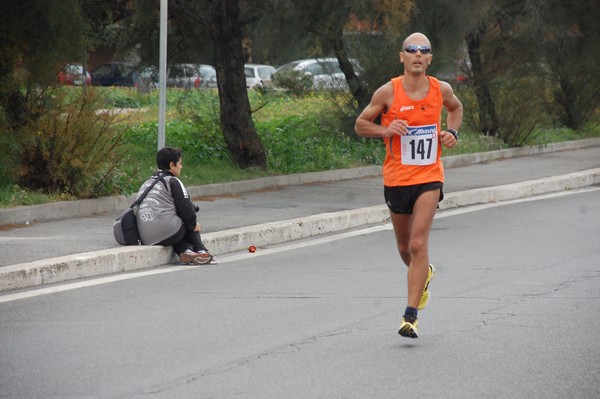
[400,32,434,67]
[403,32,431,48]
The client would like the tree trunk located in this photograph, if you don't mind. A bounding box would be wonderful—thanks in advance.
[555,74,580,131]
[205,0,267,169]
[332,35,370,110]
[465,33,499,136]
[4,90,28,128]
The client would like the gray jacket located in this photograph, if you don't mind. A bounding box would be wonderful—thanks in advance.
[135,173,197,245]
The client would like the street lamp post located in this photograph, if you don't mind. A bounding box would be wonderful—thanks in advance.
[157,0,168,150]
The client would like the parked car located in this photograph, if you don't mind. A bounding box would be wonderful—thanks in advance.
[167,64,217,88]
[272,58,362,90]
[244,64,275,89]
[167,63,198,88]
[195,64,218,88]
[90,62,137,86]
[136,65,159,90]
[58,64,92,86]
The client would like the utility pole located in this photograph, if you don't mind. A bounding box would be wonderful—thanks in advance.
[157,0,168,150]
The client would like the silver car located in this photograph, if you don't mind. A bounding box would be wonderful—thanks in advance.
[195,64,218,88]
[272,58,362,90]
[244,64,276,89]
[167,64,217,88]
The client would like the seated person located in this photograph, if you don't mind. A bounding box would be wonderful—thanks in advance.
[135,146,217,265]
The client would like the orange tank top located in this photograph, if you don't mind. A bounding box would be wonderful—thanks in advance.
[381,76,444,186]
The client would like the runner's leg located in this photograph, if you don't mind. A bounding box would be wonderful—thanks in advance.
[390,211,412,267]
[406,189,439,309]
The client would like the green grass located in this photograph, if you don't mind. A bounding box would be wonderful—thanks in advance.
[1,87,598,208]
[0,185,76,207]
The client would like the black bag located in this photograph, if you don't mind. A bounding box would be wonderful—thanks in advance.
[113,175,165,245]
[113,208,140,245]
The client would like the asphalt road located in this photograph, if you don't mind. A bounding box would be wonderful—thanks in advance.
[0,188,599,398]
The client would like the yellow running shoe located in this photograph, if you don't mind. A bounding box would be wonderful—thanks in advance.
[418,264,436,310]
[398,316,419,338]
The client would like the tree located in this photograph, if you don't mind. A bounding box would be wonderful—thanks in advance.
[458,0,538,142]
[294,0,370,109]
[81,0,134,46]
[408,0,466,73]
[463,4,500,137]
[0,0,90,128]
[240,0,310,66]
[0,0,91,186]
[530,0,600,130]
[160,0,268,170]
[288,0,414,110]
[0,0,134,193]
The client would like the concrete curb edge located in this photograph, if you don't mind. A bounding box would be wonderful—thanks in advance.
[2,168,599,292]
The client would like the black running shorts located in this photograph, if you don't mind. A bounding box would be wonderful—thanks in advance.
[384,182,444,215]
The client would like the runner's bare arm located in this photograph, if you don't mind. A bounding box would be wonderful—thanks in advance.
[439,81,463,147]
[355,83,408,138]
[440,81,463,132]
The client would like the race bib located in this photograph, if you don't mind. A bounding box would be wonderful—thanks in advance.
[401,124,438,165]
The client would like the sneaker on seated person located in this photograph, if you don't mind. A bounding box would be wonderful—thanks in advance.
[180,249,212,265]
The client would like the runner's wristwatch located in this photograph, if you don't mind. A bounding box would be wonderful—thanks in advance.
[447,128,458,140]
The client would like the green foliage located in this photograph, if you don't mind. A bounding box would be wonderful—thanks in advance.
[446,131,506,154]
[102,90,387,191]
[0,0,90,84]
[272,70,314,96]
[173,90,228,162]
[17,88,129,198]
[124,119,228,164]
[257,116,385,173]
[114,90,230,195]
[3,0,600,210]
[248,91,385,172]
[529,126,593,146]
[1,87,598,208]
[100,87,142,108]
[457,69,566,148]
[0,112,20,187]
[528,0,600,131]
[0,184,75,207]
[493,77,547,147]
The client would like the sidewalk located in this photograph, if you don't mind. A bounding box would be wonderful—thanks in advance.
[1,139,599,292]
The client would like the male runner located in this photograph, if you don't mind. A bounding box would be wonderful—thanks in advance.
[355,32,463,338]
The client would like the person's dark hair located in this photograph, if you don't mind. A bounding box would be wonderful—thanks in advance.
[156,146,182,170]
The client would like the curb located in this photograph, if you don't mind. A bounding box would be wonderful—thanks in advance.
[2,168,599,292]
[1,138,599,226]
[439,168,600,209]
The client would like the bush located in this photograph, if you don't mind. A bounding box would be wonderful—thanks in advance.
[272,70,313,96]
[3,85,596,208]
[173,90,228,163]
[100,87,142,108]
[17,89,130,198]
[456,70,556,147]
[0,113,19,187]
[256,108,385,173]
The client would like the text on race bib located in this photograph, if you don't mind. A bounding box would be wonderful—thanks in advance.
[401,124,438,165]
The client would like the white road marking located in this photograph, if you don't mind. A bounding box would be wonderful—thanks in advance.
[1,187,597,304]
[0,266,190,304]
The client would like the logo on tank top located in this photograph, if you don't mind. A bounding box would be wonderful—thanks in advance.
[408,125,437,138]
[400,105,415,112]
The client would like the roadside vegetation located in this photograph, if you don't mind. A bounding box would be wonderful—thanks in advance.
[2,1,598,209]
[1,84,598,209]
